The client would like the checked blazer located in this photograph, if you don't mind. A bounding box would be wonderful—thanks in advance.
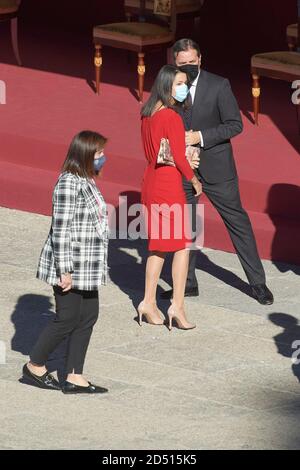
[37,172,109,291]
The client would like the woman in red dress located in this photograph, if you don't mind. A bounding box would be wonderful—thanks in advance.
[139,65,202,330]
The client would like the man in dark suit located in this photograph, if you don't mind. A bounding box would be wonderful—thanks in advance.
[161,38,273,305]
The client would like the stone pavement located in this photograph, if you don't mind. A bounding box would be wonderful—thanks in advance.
[1,207,300,450]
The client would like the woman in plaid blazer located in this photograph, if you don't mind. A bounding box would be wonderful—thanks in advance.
[22,131,109,395]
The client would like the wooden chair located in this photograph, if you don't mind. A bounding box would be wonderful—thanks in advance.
[287,23,298,51]
[124,0,204,33]
[0,0,22,66]
[251,49,300,125]
[93,0,204,102]
[287,1,300,51]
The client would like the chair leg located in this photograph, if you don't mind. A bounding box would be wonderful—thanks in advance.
[296,85,300,134]
[94,44,102,95]
[0,80,6,105]
[11,17,22,66]
[167,47,173,65]
[252,74,260,125]
[137,52,145,103]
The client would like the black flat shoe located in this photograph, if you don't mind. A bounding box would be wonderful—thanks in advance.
[160,286,199,300]
[62,381,108,395]
[22,364,61,390]
[251,284,274,305]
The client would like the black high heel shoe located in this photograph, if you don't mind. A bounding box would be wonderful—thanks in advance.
[22,364,61,390]
[62,381,108,395]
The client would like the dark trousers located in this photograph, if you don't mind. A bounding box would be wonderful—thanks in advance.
[182,175,266,288]
[30,287,99,374]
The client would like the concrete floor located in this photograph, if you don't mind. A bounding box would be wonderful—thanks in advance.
[1,207,300,450]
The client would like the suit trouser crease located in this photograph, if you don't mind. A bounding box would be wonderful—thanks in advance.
[182,176,266,287]
[30,287,99,374]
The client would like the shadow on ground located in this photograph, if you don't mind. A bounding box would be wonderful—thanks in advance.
[269,312,300,384]
[10,293,67,383]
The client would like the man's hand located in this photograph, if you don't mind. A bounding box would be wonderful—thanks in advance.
[58,273,72,292]
[185,130,200,146]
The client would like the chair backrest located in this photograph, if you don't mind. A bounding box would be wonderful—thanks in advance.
[124,0,204,32]
[124,0,175,31]
[298,0,300,49]
[124,1,203,13]
[0,0,21,13]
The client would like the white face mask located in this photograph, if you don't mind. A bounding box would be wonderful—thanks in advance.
[173,83,189,102]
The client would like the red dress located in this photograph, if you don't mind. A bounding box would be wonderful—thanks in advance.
[141,108,194,252]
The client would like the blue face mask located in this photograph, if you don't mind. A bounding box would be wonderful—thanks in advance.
[173,83,189,103]
[94,155,106,173]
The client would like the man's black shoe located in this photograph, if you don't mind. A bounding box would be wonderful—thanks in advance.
[251,284,274,305]
[22,364,61,390]
[160,286,199,300]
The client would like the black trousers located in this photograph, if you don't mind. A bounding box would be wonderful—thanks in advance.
[30,287,99,374]
[182,175,266,288]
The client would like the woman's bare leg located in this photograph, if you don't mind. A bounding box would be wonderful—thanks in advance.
[141,251,166,320]
[144,251,166,304]
[171,248,195,328]
[172,248,189,309]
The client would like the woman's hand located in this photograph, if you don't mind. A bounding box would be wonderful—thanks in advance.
[191,176,202,197]
[58,273,72,292]
[186,146,200,170]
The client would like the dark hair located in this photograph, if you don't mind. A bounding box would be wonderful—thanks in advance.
[172,38,201,61]
[62,130,107,178]
[141,64,187,117]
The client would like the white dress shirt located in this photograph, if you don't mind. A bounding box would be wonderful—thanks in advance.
[189,70,204,147]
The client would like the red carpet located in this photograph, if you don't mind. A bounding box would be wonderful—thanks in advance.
[0,21,299,265]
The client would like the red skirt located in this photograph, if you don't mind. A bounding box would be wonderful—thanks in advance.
[141,166,192,252]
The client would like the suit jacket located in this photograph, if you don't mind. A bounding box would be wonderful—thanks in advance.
[184,69,243,183]
[37,172,109,291]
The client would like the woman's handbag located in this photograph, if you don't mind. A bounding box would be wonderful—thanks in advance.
[157,138,200,168]
[156,138,175,167]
